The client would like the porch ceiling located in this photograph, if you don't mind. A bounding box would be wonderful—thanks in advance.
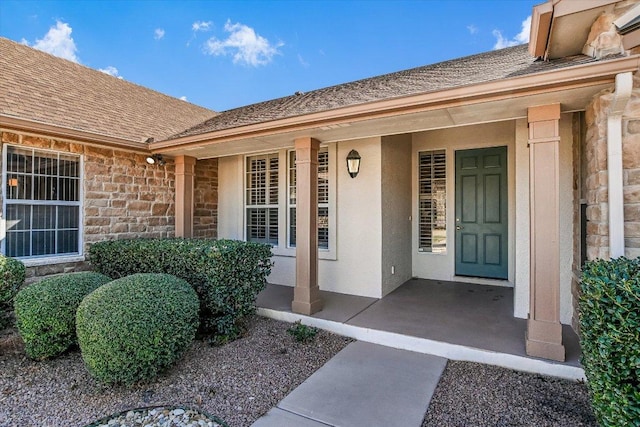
[157,82,611,159]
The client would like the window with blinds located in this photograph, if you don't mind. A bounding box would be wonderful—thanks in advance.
[288,148,329,249]
[418,150,446,253]
[3,146,81,258]
[246,153,279,245]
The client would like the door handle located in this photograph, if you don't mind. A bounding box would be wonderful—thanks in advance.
[456,225,464,230]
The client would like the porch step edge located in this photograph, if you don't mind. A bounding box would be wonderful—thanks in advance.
[257,307,586,381]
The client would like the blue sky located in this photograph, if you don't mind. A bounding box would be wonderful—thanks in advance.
[0,1,537,112]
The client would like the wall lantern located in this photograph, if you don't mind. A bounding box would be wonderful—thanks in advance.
[146,154,165,166]
[346,149,361,178]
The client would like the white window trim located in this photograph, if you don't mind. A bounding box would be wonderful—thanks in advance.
[243,152,280,246]
[1,144,84,262]
[243,146,336,260]
[417,149,447,254]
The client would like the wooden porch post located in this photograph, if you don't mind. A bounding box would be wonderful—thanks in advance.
[292,137,323,315]
[526,104,565,362]
[175,155,196,238]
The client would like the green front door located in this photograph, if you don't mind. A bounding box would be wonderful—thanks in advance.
[455,147,508,279]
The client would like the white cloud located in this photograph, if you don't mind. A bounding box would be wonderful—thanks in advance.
[98,66,123,79]
[493,15,531,50]
[204,20,282,67]
[467,24,478,35]
[179,96,188,101]
[154,28,165,40]
[297,53,309,68]
[192,21,213,32]
[27,21,79,63]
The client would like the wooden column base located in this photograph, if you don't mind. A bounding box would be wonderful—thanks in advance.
[525,318,565,362]
[292,285,323,315]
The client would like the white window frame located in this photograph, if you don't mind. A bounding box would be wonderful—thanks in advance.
[287,147,330,250]
[1,144,84,266]
[243,146,336,260]
[418,149,447,253]
[244,152,280,246]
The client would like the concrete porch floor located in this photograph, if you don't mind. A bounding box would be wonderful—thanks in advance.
[257,278,584,379]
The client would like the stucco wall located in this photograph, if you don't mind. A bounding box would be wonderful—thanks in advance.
[558,114,576,325]
[411,121,517,287]
[217,137,383,298]
[412,119,574,324]
[514,118,531,319]
[381,134,412,296]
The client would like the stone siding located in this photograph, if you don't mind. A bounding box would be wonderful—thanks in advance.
[583,71,640,261]
[0,130,177,278]
[193,158,218,238]
[573,69,639,330]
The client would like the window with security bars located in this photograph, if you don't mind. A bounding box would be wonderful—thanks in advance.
[418,150,446,252]
[3,146,81,258]
[288,148,329,249]
[246,153,279,245]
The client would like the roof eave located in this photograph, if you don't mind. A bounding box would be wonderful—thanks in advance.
[530,1,554,57]
[0,115,151,152]
[151,54,640,153]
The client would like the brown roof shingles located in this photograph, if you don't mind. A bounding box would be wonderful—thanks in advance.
[171,44,605,140]
[0,37,216,142]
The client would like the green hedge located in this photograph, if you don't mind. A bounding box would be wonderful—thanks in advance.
[89,238,272,342]
[76,273,199,385]
[14,272,111,360]
[579,257,640,427]
[0,254,25,306]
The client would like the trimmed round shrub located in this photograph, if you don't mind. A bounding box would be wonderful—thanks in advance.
[0,254,26,306]
[76,273,199,385]
[14,272,111,360]
[89,238,272,343]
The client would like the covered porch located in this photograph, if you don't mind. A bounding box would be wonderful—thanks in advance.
[257,279,583,380]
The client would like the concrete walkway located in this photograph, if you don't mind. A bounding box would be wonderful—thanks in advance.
[251,341,447,427]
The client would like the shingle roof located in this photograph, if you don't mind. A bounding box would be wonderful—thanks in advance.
[0,37,216,142]
[171,44,605,140]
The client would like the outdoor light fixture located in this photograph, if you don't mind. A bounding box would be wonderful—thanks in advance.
[346,149,361,178]
[145,154,165,166]
[8,178,18,187]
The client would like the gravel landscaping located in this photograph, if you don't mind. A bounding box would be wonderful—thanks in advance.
[422,360,598,427]
[0,316,352,427]
[2,314,600,427]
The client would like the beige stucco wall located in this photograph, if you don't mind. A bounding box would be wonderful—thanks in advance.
[411,121,517,287]
[381,134,412,296]
[515,118,531,319]
[217,136,383,298]
[412,119,574,324]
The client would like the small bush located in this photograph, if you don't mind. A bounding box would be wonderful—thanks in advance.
[287,320,319,343]
[579,257,640,427]
[89,239,272,342]
[14,272,111,360]
[76,273,199,385]
[0,254,26,305]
